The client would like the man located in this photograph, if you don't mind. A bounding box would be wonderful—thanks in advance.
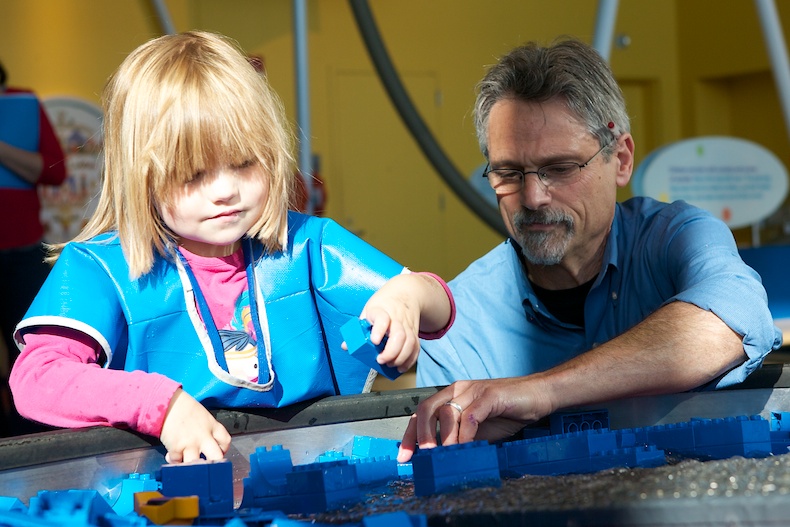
[397,39,781,461]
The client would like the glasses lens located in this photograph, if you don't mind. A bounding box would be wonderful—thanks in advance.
[539,163,581,186]
[487,169,522,194]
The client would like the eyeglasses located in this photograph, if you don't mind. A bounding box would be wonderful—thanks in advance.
[482,142,611,195]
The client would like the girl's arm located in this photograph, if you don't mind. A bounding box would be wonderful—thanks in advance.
[11,326,232,461]
[10,326,181,436]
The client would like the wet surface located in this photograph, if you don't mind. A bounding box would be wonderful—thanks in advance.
[309,453,790,524]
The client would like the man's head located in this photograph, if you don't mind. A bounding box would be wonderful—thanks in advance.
[474,39,634,283]
[474,39,630,157]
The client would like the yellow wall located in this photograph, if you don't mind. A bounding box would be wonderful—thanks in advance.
[2,0,789,274]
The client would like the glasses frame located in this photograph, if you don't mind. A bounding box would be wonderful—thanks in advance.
[482,141,612,195]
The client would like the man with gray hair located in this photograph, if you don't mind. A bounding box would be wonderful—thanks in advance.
[398,38,780,460]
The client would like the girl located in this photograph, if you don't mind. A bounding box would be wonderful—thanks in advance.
[9,31,454,463]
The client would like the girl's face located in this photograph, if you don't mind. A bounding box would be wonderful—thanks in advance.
[161,160,269,257]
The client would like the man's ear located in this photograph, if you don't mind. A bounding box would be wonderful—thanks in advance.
[614,133,635,188]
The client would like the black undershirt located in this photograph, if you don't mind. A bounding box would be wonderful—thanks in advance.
[529,277,596,327]
[511,238,596,327]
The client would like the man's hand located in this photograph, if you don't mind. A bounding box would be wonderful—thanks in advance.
[160,388,231,463]
[397,377,552,462]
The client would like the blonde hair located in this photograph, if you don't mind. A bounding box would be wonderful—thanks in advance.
[52,31,295,278]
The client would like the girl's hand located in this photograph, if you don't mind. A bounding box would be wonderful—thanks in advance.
[359,273,451,374]
[364,304,421,373]
[160,388,232,463]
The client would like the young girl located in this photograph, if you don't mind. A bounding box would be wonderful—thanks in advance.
[9,31,454,463]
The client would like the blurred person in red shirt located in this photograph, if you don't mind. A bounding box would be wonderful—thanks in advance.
[0,60,66,436]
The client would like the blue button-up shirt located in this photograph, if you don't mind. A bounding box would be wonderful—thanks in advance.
[417,197,782,389]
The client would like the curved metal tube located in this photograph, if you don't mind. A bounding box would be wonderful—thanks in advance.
[348,0,507,237]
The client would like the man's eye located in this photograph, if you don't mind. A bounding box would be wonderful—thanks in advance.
[493,170,522,180]
[543,164,576,177]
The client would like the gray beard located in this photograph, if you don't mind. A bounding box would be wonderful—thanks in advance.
[513,208,575,266]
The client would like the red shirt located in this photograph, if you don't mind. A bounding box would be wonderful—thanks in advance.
[0,87,67,249]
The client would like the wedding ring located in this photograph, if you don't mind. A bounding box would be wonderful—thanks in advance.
[444,401,463,413]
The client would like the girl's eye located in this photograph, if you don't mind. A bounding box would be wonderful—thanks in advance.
[187,170,206,184]
[232,159,256,170]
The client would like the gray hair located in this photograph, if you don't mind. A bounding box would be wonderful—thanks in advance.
[473,38,630,157]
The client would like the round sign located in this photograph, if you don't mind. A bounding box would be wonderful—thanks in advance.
[39,97,104,244]
[631,136,788,228]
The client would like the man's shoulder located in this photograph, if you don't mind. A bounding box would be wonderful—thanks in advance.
[616,197,716,235]
[619,196,707,216]
[450,240,521,296]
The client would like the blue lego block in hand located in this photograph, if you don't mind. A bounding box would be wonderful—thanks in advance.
[341,318,401,380]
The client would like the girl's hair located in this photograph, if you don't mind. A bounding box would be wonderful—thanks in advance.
[473,38,630,158]
[52,31,296,278]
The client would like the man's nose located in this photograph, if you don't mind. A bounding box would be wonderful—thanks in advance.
[519,172,552,209]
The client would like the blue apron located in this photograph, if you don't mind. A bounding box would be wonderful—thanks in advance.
[15,212,404,408]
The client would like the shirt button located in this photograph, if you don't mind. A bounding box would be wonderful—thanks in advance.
[611,291,618,300]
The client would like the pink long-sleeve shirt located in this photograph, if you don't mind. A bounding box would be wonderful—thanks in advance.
[10,247,248,437]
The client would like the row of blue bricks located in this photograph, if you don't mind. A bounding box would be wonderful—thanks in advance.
[3,410,790,525]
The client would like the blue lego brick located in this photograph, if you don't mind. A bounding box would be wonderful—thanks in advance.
[413,469,502,497]
[688,416,772,459]
[283,460,362,512]
[624,416,773,460]
[363,511,428,527]
[26,490,124,526]
[352,435,402,459]
[104,473,159,516]
[411,441,501,496]
[549,409,610,435]
[286,460,359,494]
[412,441,500,479]
[588,445,666,471]
[641,422,696,454]
[241,445,294,509]
[497,429,619,473]
[771,411,790,431]
[397,462,414,477]
[0,497,26,513]
[159,459,234,516]
[316,449,349,463]
[290,488,362,514]
[771,429,790,455]
[341,318,401,380]
[351,456,399,487]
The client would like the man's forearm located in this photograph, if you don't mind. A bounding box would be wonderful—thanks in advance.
[534,301,746,415]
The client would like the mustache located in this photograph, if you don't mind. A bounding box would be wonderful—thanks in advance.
[513,208,574,229]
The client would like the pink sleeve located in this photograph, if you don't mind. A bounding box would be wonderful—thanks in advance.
[9,327,181,438]
[415,272,456,340]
